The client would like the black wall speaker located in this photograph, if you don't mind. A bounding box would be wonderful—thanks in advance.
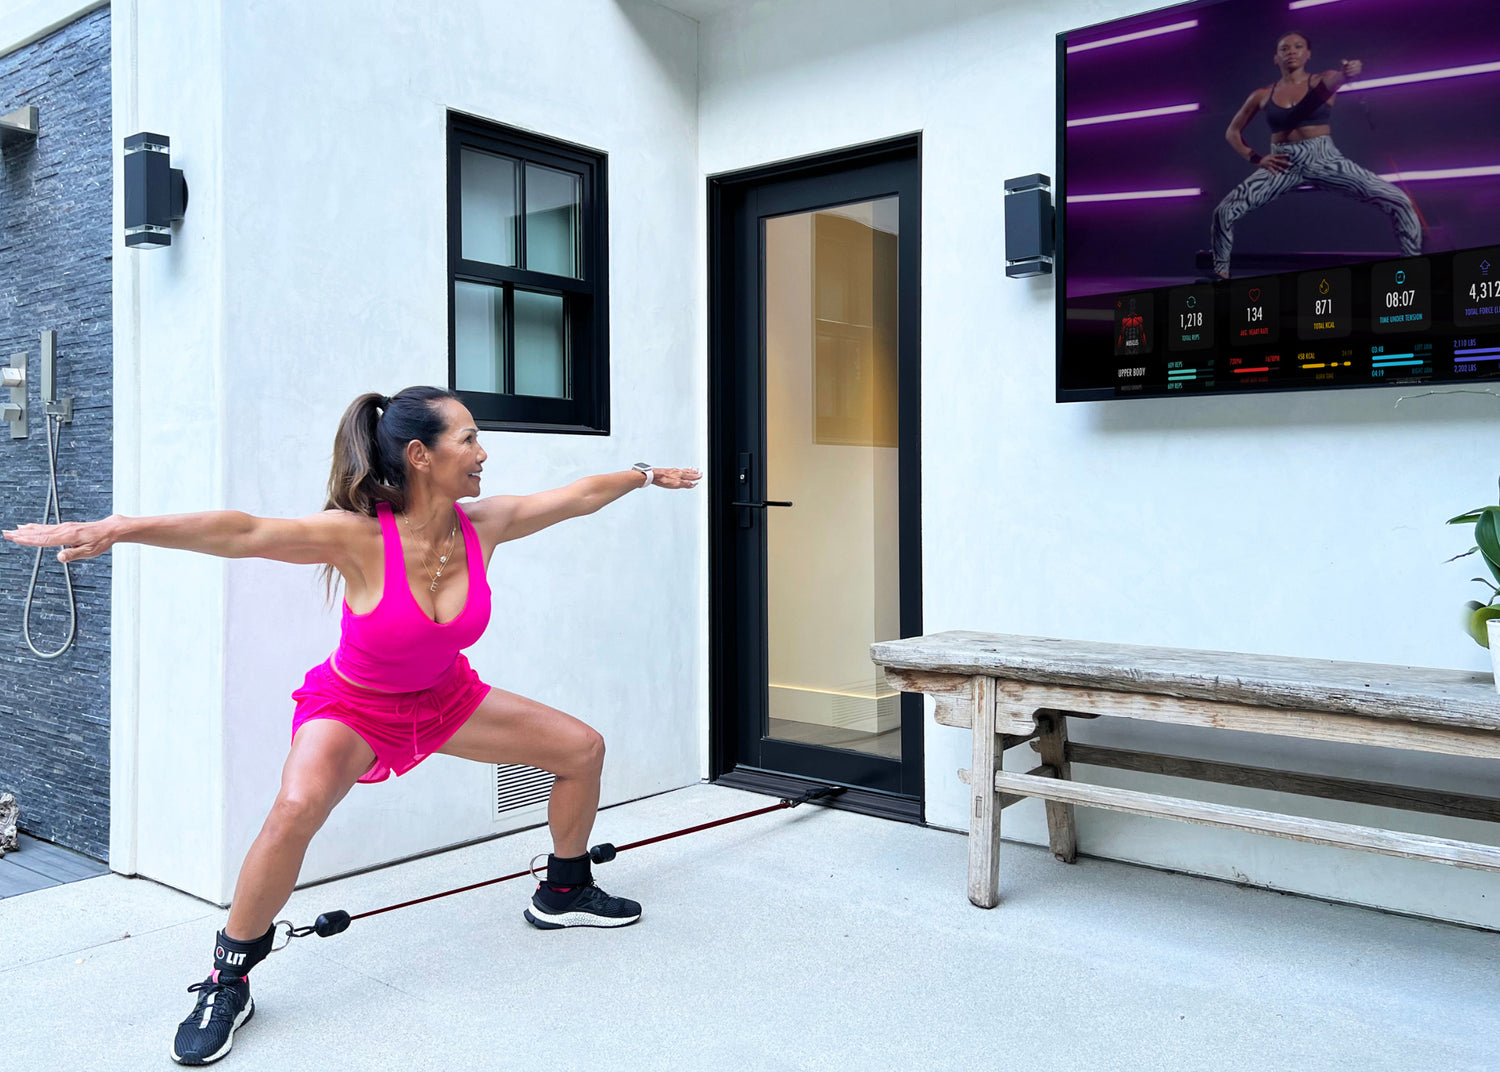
[1004,173,1053,278]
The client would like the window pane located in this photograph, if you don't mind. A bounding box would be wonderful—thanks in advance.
[513,290,569,398]
[454,281,504,393]
[461,149,517,266]
[524,164,580,277]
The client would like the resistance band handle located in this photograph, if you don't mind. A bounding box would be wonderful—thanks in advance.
[315,910,351,937]
[588,843,616,864]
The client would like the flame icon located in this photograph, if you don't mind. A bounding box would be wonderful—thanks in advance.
[1318,278,1329,294]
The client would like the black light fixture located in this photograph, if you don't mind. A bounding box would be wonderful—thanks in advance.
[1003,173,1055,278]
[124,132,188,248]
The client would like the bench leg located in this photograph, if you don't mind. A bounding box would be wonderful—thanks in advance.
[968,676,1002,907]
[1035,712,1077,864]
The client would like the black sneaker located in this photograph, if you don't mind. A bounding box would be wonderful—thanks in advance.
[171,973,254,1066]
[524,882,641,929]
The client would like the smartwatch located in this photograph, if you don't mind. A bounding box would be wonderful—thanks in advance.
[632,462,654,487]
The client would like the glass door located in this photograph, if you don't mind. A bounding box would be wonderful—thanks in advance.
[711,141,922,813]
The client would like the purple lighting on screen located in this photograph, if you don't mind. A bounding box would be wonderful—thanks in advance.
[1067,103,1200,128]
[1342,61,1500,92]
[1287,0,1346,9]
[1067,187,1202,204]
[1066,20,1198,54]
[1379,164,1500,182]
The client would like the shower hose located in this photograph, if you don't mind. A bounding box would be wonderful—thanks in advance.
[23,408,76,659]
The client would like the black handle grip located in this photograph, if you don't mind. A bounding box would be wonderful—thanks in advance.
[589,843,617,864]
[730,501,794,509]
[314,910,351,937]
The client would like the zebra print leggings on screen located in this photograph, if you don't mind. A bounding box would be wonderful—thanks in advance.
[1211,135,1421,276]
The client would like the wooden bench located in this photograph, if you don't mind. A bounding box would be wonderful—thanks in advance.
[869,631,1500,907]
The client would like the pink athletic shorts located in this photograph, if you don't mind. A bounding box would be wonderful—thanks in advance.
[290,653,493,783]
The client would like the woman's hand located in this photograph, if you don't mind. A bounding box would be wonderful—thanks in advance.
[1340,58,1362,80]
[651,467,702,490]
[1255,152,1293,174]
[2,515,121,562]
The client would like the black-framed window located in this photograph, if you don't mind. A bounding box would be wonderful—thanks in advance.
[447,114,609,433]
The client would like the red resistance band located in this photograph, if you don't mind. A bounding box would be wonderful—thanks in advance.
[286,787,843,941]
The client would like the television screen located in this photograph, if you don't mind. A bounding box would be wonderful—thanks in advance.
[1056,0,1500,401]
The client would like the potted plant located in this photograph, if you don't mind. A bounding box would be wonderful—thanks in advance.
[1447,483,1500,687]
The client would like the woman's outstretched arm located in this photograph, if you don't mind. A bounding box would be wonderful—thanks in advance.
[467,466,703,547]
[1315,58,1362,91]
[3,509,360,567]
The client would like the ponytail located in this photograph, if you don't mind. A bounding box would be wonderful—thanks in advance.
[317,385,461,603]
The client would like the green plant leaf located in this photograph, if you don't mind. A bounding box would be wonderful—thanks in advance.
[1476,508,1500,585]
[1448,509,1487,525]
[1469,604,1500,647]
[1446,546,1480,563]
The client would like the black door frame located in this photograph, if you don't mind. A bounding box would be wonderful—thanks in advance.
[708,135,924,824]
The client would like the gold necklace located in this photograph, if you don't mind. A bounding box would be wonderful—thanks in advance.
[402,511,458,594]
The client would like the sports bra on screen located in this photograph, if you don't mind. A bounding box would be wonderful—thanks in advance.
[1264,81,1333,133]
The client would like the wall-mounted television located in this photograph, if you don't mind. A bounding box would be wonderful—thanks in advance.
[1056,0,1500,401]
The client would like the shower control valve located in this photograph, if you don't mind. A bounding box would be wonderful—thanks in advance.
[7,353,25,439]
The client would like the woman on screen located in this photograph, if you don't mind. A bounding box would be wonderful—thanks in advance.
[1210,32,1421,278]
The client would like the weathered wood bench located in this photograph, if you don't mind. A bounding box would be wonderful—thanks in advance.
[870,631,1500,907]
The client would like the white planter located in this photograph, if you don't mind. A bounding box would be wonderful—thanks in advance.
[1488,618,1500,694]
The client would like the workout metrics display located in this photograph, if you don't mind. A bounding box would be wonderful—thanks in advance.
[1064,248,1500,399]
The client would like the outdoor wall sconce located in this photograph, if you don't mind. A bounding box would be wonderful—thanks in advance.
[1004,173,1054,278]
[1,105,38,149]
[124,132,188,248]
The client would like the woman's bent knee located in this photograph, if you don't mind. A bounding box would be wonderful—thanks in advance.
[266,793,334,838]
[558,729,605,778]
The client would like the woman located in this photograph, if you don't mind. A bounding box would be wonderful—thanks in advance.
[3,386,701,1066]
[1211,32,1421,278]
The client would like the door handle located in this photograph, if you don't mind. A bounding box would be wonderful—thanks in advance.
[730,500,794,508]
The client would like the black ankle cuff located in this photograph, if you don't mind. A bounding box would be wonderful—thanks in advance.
[545,852,592,888]
[214,925,274,979]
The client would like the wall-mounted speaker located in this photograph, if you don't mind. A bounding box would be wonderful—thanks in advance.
[1004,173,1054,278]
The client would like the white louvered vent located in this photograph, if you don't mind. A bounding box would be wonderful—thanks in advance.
[494,763,555,818]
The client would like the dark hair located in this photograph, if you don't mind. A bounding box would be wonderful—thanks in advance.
[317,385,461,602]
[1276,31,1310,49]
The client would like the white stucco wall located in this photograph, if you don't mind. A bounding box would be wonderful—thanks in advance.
[113,0,703,903]
[697,0,1500,927]
[110,0,232,900]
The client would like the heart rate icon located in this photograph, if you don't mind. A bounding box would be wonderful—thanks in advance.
[1248,288,1261,302]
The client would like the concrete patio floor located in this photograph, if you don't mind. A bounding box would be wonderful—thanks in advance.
[4,782,1498,1071]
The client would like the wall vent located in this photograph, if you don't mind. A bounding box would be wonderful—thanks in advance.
[493,763,554,819]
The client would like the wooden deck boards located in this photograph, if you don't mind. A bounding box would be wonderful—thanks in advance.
[0,835,108,898]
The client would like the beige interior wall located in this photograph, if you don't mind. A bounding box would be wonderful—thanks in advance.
[764,211,900,733]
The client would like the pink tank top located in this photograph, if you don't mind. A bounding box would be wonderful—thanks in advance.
[334,502,492,692]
